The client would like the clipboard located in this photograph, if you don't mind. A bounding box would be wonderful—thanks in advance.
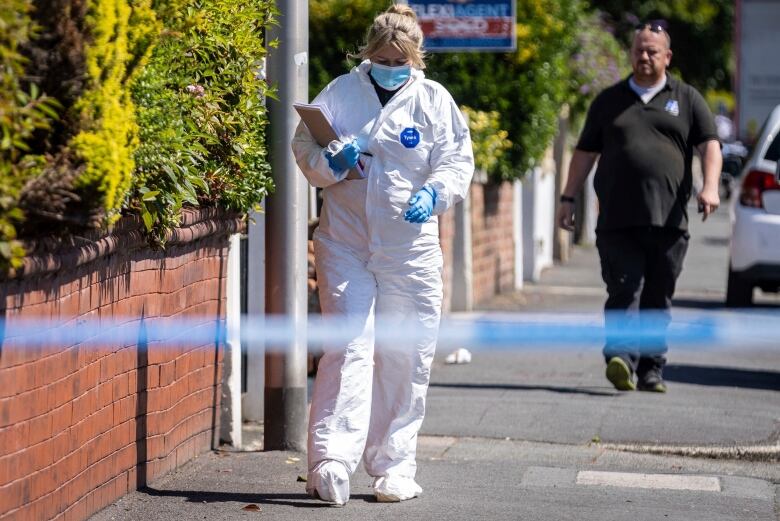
[294,102,364,180]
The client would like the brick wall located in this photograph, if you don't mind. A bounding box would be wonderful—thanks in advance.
[0,209,240,521]
[438,181,516,310]
[469,181,515,304]
[438,210,456,314]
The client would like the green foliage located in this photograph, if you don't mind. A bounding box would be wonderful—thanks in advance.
[131,0,275,239]
[589,0,734,92]
[568,10,629,124]
[308,0,387,100]
[0,0,60,270]
[705,89,734,114]
[309,0,619,181]
[0,0,276,265]
[70,0,157,223]
[428,0,586,179]
[461,107,511,176]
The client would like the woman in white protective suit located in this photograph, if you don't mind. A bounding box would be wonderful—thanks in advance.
[291,3,474,506]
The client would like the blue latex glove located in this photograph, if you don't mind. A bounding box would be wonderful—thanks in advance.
[404,185,436,223]
[325,140,360,174]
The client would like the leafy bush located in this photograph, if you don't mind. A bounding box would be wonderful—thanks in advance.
[567,10,629,126]
[0,0,60,269]
[705,89,734,114]
[0,0,276,269]
[70,0,157,223]
[131,0,275,238]
[428,0,586,179]
[589,0,734,93]
[461,107,511,176]
[308,0,387,101]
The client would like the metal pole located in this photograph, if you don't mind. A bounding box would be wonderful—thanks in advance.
[451,197,473,311]
[553,106,570,261]
[220,233,242,447]
[513,180,524,290]
[244,209,265,422]
[264,0,308,451]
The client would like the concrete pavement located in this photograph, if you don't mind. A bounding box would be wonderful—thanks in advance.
[91,206,780,520]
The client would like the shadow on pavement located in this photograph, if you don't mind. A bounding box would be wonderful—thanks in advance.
[702,236,730,247]
[664,364,780,391]
[672,298,725,309]
[429,382,616,397]
[139,487,377,507]
[674,298,780,310]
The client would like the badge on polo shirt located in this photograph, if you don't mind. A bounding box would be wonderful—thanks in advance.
[664,99,679,116]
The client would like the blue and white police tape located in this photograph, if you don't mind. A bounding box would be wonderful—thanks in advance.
[0,310,777,353]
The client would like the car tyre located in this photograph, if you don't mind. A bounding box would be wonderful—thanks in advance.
[726,266,753,307]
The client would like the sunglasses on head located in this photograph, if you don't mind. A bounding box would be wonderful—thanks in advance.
[635,19,668,33]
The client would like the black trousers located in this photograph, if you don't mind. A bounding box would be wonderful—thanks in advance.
[595,227,689,375]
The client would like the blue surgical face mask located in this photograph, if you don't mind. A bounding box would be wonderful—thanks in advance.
[370,63,411,91]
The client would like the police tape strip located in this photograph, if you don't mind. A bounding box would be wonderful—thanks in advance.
[0,309,777,352]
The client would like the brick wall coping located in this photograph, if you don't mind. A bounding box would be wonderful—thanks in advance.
[6,207,244,281]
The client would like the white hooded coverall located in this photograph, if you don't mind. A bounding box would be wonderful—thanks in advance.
[291,60,474,500]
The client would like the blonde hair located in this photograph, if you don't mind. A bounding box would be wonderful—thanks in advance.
[356,4,425,69]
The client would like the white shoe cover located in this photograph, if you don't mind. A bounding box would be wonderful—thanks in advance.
[306,460,350,506]
[372,476,422,502]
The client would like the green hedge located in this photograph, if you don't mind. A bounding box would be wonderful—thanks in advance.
[0,0,60,269]
[0,0,275,271]
[132,0,275,239]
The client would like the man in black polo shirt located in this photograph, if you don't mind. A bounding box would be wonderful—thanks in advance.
[556,21,722,393]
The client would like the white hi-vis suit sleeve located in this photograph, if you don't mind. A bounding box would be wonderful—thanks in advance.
[291,81,348,188]
[426,89,474,216]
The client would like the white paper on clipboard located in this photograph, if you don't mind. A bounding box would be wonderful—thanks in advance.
[293,103,364,179]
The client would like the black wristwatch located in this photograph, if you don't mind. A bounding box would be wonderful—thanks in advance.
[559,194,576,204]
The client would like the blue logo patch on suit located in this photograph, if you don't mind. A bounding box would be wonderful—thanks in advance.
[400,127,420,148]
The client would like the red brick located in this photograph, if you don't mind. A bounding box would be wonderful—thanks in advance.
[0,475,29,512]
[114,445,135,475]
[61,452,80,483]
[158,362,176,388]
[147,435,165,460]
[48,374,76,412]
[14,448,35,483]
[50,430,70,465]
[71,389,97,425]
[95,381,111,410]
[120,396,135,424]
[30,468,55,500]
[63,495,86,521]
[174,356,190,382]
[0,365,34,398]
[27,412,53,446]
[99,356,116,382]
[127,369,138,393]
[0,453,12,485]
[111,373,129,401]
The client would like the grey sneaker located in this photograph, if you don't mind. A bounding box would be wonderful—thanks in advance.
[606,357,636,391]
[637,369,667,393]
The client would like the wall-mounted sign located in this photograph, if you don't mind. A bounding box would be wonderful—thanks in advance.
[409,0,516,52]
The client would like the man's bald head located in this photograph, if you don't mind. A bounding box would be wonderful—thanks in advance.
[630,27,673,86]
[633,24,671,49]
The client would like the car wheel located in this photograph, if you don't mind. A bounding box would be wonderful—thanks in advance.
[726,266,753,307]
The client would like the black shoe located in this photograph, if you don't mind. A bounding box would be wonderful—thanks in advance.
[637,369,667,393]
[605,357,635,391]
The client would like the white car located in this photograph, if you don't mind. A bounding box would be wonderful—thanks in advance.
[727,104,780,306]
